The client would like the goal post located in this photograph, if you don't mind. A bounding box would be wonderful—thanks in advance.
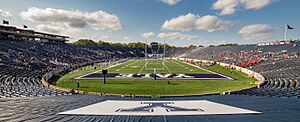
[144,41,166,70]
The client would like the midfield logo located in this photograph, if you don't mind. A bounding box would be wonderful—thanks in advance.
[116,102,204,113]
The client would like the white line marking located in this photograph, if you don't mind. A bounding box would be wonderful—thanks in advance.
[138,62,145,73]
[164,60,172,74]
[74,60,129,80]
[179,60,233,80]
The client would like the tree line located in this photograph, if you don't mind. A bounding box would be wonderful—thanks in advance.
[73,39,240,48]
[73,39,177,48]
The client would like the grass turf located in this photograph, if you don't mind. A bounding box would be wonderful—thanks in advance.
[56,59,257,98]
[107,59,212,74]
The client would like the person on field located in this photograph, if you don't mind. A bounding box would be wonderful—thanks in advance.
[76,80,80,88]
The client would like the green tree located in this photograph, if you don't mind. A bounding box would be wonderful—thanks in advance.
[73,39,97,45]
[189,45,197,48]
[217,43,238,47]
[98,40,111,46]
[111,43,125,47]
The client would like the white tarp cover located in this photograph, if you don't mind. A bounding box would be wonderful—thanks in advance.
[59,100,261,116]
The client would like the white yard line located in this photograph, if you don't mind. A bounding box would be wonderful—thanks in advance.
[114,59,139,72]
[144,59,166,71]
[164,60,172,74]
[107,61,128,69]
[171,60,188,68]
[138,62,145,73]
[74,60,130,80]
[178,60,233,80]
[126,60,139,67]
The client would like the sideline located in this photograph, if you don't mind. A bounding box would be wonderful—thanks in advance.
[179,60,234,80]
[74,60,130,80]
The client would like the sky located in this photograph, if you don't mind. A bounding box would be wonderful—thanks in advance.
[0,0,299,46]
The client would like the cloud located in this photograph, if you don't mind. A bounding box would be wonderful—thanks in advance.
[158,32,199,41]
[142,32,155,38]
[36,24,63,34]
[242,0,276,9]
[162,13,230,32]
[212,0,239,16]
[195,15,231,32]
[162,13,197,32]
[20,7,122,31]
[238,24,277,42]
[36,24,81,35]
[0,9,12,17]
[161,0,181,5]
[123,36,132,41]
[213,0,276,16]
[99,36,110,40]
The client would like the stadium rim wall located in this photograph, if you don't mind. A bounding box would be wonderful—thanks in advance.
[42,72,80,93]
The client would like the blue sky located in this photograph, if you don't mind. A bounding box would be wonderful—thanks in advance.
[0,0,299,46]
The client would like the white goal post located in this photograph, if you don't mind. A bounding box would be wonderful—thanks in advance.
[144,41,166,70]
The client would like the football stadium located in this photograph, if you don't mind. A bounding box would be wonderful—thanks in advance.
[1,0,300,122]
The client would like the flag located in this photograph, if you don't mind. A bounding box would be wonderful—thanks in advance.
[287,25,294,29]
[3,20,9,25]
[23,25,28,28]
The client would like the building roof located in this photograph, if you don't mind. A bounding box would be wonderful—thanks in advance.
[0,24,69,42]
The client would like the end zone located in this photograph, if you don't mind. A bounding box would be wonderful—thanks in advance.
[75,73,232,80]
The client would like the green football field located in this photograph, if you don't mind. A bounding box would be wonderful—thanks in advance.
[56,59,257,98]
[108,59,212,74]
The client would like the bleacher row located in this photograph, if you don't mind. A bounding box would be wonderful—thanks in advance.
[239,57,300,97]
[250,58,300,74]
[233,78,300,97]
[0,39,189,98]
[0,65,72,98]
[0,39,151,98]
[181,41,300,98]
[1,94,299,122]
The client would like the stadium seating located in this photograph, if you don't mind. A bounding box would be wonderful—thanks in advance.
[0,39,172,98]
[1,94,300,121]
[181,42,300,98]
[1,39,300,99]
[0,65,71,98]
[1,38,300,121]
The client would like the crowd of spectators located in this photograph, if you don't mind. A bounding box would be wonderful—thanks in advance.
[0,39,149,97]
[182,41,300,97]
[184,41,300,68]
[0,39,147,73]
